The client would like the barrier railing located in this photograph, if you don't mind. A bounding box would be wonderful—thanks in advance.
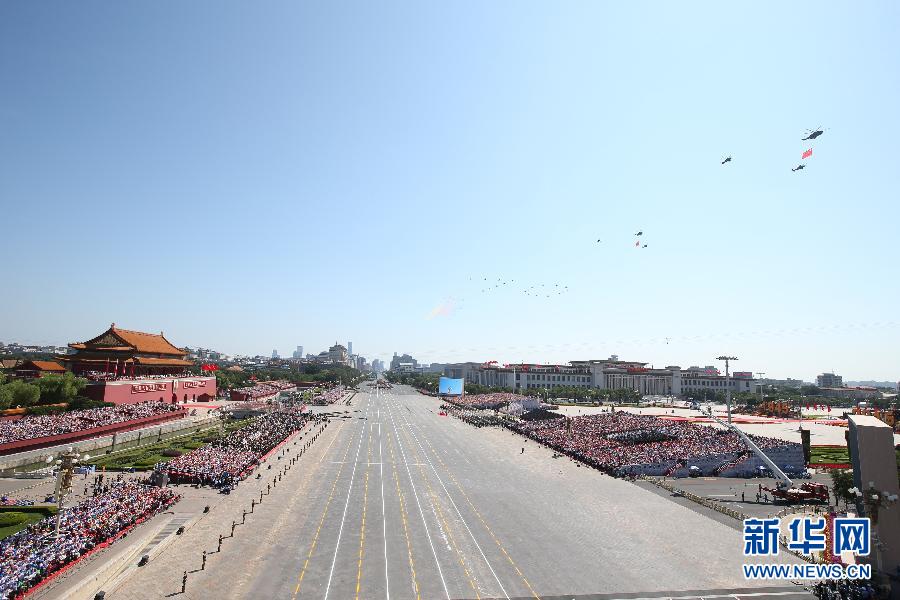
[636,475,817,563]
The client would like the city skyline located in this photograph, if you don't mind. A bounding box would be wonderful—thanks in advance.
[2,328,896,384]
[2,3,899,381]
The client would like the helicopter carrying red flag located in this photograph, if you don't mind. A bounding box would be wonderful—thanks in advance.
[802,148,813,159]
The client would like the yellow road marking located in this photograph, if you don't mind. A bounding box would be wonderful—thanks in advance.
[399,418,481,599]
[388,431,421,600]
[292,420,356,599]
[419,428,541,599]
[355,428,373,599]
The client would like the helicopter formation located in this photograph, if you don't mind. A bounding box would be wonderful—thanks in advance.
[433,127,832,320]
[722,127,826,172]
[634,231,647,249]
[470,277,572,298]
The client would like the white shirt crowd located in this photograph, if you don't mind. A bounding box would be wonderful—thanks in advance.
[162,410,311,486]
[0,402,182,446]
[0,482,179,599]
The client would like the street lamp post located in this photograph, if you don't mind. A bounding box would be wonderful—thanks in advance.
[755,372,766,405]
[49,447,90,539]
[716,356,738,424]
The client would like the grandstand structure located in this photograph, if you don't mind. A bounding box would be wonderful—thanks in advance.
[513,412,806,478]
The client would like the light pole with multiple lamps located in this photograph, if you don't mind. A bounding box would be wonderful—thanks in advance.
[755,372,766,405]
[47,447,90,539]
[716,355,738,424]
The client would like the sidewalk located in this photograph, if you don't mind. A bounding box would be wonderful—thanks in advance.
[107,415,342,600]
[29,418,328,600]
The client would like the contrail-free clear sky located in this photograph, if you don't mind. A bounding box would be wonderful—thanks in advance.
[1,2,898,381]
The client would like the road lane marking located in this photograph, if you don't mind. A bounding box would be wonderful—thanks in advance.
[379,394,390,600]
[319,419,346,463]
[397,413,482,599]
[386,397,451,600]
[323,398,371,600]
[420,431,541,599]
[394,400,510,600]
[388,429,421,599]
[292,407,362,599]
[355,432,372,600]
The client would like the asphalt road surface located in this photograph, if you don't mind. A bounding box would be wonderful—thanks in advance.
[112,384,809,600]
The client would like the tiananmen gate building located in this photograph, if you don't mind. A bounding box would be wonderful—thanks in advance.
[57,323,216,405]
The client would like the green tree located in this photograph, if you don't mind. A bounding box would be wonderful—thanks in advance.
[0,381,41,408]
[34,372,87,404]
[830,469,856,508]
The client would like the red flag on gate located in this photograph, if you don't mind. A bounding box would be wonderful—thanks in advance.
[802,148,813,159]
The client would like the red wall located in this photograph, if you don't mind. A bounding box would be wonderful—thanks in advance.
[85,377,217,405]
[0,409,187,456]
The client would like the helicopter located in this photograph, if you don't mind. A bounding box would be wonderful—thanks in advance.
[801,127,825,141]
[792,164,806,172]
[721,156,732,164]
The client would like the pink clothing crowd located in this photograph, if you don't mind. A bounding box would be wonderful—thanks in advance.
[510,412,794,476]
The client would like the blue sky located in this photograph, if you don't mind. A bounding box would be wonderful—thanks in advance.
[1,2,898,381]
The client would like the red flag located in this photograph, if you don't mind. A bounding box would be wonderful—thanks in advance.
[802,148,812,159]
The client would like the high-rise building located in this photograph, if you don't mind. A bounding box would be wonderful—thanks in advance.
[348,341,353,356]
[292,345,304,359]
[390,353,418,371]
[816,372,843,388]
[272,349,279,359]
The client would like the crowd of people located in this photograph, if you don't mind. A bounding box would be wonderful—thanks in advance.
[812,578,878,600]
[307,386,347,406]
[520,408,564,422]
[508,412,795,477]
[0,498,33,507]
[82,371,194,382]
[439,404,509,428]
[0,482,179,599]
[162,410,311,486]
[443,392,523,410]
[231,384,283,399]
[0,402,183,446]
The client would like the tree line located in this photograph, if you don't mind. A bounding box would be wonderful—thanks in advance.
[193,363,366,392]
[0,372,108,414]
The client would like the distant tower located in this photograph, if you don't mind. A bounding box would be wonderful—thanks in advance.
[348,341,353,355]
[272,349,278,359]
